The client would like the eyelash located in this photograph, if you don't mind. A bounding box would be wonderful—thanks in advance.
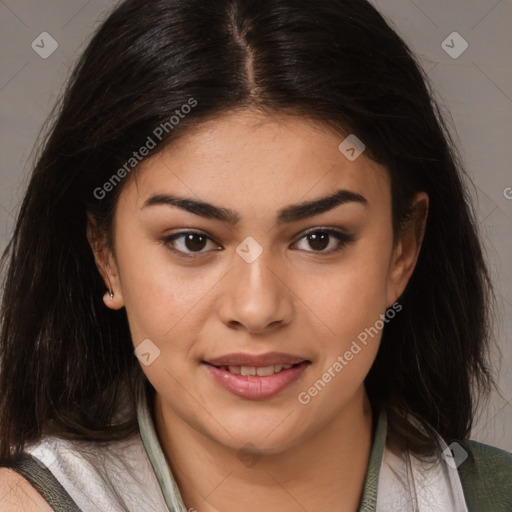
[161,228,355,259]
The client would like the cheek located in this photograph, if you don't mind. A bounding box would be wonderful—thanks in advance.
[115,231,219,346]
[302,244,392,347]
[296,250,391,414]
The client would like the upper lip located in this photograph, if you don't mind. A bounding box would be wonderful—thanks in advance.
[203,352,309,367]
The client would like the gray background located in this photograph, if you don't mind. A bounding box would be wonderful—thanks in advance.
[0,0,511,450]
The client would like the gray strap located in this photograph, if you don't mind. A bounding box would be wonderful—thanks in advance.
[8,452,82,512]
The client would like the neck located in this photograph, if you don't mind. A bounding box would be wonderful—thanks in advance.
[154,387,374,512]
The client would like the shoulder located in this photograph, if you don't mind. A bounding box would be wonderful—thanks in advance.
[455,439,512,512]
[0,467,52,512]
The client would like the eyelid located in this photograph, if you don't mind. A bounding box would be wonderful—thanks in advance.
[294,226,352,240]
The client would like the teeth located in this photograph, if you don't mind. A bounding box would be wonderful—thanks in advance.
[256,365,275,377]
[228,364,295,376]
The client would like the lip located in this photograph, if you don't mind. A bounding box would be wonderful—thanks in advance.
[203,359,310,400]
[204,351,308,367]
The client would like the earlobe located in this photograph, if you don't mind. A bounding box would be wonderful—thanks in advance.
[387,192,429,306]
[86,213,125,310]
[102,287,124,310]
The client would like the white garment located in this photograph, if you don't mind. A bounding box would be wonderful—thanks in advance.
[377,437,469,512]
[25,391,469,512]
[25,434,170,512]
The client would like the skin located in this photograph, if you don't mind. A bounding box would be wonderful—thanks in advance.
[87,108,428,511]
[0,468,53,511]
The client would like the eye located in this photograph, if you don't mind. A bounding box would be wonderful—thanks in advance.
[162,230,221,258]
[162,227,355,259]
[291,228,355,254]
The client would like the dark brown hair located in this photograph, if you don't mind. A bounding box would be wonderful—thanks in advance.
[0,0,495,462]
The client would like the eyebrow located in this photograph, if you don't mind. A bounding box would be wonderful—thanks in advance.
[142,188,368,226]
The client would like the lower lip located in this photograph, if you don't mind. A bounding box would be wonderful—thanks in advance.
[203,362,309,400]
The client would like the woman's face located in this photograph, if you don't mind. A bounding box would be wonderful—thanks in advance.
[90,108,426,453]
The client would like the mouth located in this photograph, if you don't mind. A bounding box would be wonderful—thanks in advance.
[202,352,311,400]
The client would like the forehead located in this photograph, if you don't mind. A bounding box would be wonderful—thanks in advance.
[118,109,390,218]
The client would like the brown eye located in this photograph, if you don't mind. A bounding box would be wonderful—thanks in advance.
[292,228,355,254]
[306,231,330,251]
[163,231,221,257]
[181,233,208,252]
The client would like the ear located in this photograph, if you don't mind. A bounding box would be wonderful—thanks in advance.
[86,212,125,310]
[386,192,429,307]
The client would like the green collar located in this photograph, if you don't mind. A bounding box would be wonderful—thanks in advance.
[137,387,387,512]
[357,407,387,511]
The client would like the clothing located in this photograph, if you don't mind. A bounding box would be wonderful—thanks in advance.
[13,386,511,511]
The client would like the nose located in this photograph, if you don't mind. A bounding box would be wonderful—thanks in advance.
[216,245,294,334]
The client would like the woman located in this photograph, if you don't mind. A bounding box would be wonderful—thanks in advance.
[0,0,510,510]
